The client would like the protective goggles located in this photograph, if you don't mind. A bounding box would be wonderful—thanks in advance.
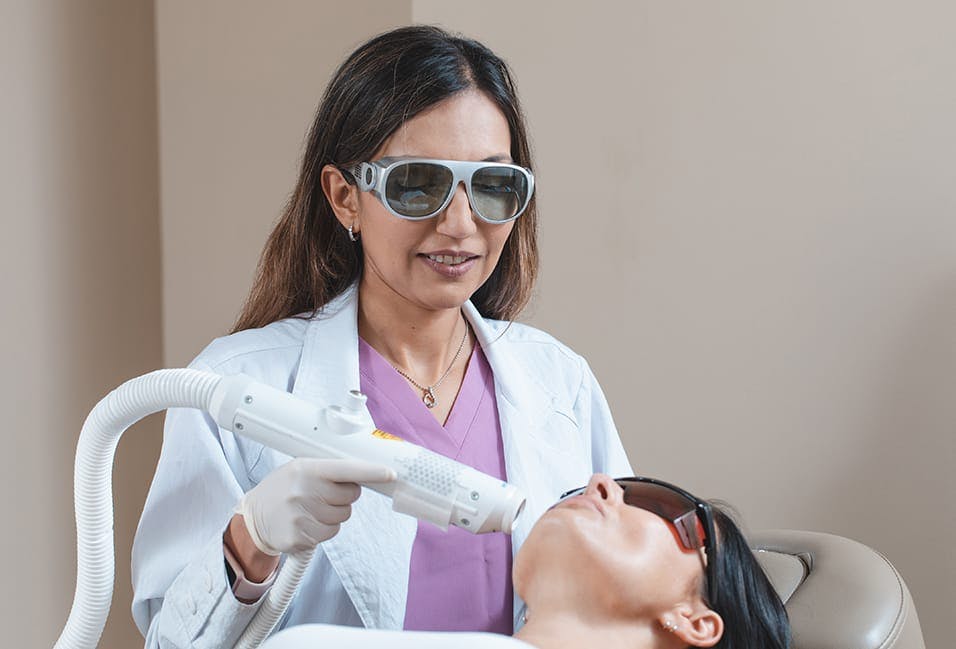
[346,157,535,223]
[559,476,716,604]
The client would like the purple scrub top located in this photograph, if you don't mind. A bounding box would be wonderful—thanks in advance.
[358,337,513,634]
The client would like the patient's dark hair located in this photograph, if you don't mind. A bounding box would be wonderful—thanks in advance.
[708,506,791,649]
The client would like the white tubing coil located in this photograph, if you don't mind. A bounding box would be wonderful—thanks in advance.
[235,550,313,648]
[55,369,311,649]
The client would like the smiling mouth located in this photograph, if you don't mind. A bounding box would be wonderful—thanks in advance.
[425,254,473,266]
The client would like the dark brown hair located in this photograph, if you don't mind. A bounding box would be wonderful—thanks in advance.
[232,25,538,333]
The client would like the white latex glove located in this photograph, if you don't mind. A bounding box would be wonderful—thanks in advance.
[236,457,397,556]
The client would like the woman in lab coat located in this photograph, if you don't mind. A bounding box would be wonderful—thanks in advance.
[132,25,631,647]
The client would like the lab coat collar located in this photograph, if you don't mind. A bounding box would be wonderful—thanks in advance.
[291,286,556,630]
[464,301,556,630]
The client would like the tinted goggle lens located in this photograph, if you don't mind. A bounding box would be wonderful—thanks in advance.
[471,166,529,222]
[382,161,530,222]
[560,479,707,552]
[384,162,453,218]
[618,480,707,551]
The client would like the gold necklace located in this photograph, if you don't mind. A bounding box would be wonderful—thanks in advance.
[390,323,469,409]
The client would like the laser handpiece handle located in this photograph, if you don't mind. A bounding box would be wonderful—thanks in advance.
[208,374,525,534]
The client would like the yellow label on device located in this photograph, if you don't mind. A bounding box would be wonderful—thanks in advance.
[372,429,404,442]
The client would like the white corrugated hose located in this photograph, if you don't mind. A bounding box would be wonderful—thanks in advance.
[54,369,310,649]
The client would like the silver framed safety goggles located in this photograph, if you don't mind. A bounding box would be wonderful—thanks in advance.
[346,157,535,223]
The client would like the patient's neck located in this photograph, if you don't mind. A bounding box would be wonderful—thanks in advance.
[513,608,657,649]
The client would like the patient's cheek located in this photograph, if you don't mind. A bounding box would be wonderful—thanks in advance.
[511,515,570,596]
[511,557,529,598]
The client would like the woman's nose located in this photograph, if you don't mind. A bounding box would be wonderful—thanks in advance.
[435,182,477,238]
[584,473,623,503]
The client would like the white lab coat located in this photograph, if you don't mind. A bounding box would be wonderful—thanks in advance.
[131,286,631,648]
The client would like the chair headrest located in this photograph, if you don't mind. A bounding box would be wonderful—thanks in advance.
[749,529,925,649]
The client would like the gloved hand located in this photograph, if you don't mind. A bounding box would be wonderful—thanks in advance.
[236,457,397,556]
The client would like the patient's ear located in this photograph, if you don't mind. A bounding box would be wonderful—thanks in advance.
[659,607,723,648]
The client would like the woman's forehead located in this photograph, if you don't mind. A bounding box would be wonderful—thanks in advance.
[378,91,511,161]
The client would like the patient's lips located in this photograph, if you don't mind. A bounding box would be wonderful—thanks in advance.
[558,494,605,516]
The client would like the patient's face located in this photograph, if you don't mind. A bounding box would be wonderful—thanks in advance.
[514,474,707,618]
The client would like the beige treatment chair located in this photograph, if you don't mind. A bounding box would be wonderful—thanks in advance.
[750,530,925,649]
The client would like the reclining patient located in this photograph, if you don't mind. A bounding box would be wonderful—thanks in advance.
[263,474,791,649]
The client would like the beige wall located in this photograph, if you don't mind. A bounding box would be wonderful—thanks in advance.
[8,2,952,647]
[157,1,414,367]
[0,1,163,647]
[414,2,955,647]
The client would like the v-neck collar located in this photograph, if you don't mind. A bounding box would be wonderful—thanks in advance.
[358,336,486,459]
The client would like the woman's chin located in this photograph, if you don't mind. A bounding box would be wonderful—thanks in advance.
[361,273,478,313]
[409,282,483,312]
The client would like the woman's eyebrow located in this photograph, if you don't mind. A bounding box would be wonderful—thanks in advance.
[483,154,513,163]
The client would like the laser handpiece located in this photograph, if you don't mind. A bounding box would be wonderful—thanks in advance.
[210,374,526,534]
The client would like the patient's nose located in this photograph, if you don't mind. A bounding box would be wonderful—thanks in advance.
[584,474,623,503]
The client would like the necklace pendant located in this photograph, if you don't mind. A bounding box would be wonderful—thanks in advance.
[422,387,437,409]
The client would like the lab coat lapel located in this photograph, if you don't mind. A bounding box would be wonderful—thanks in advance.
[462,302,559,630]
[292,287,417,629]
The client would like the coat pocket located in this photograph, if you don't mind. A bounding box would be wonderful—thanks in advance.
[526,402,588,459]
